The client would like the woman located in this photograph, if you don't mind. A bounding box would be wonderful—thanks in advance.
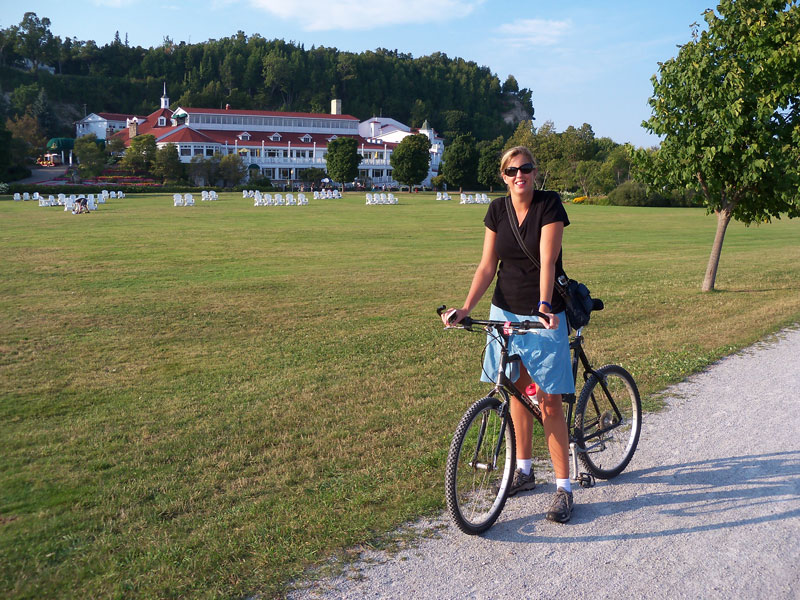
[441,146,575,523]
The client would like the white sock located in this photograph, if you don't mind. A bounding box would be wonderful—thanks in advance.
[516,459,532,475]
[556,478,572,493]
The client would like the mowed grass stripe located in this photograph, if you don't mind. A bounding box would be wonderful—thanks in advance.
[1,193,799,598]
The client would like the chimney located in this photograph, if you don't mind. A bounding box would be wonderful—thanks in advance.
[331,99,342,115]
[128,117,138,139]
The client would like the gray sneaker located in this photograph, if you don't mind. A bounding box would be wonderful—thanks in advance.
[505,468,536,497]
[546,487,574,523]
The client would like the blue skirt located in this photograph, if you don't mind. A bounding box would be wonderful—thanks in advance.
[480,304,575,394]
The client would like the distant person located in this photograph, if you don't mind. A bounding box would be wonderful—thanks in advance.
[73,195,89,214]
[441,145,575,523]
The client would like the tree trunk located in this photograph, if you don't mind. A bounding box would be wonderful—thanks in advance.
[702,207,733,292]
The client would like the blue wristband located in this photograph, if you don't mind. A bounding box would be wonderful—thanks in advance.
[538,300,552,311]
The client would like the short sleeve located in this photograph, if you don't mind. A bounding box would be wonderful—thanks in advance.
[540,192,570,228]
[483,197,503,232]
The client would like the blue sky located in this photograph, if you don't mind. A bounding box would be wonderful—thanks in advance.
[4,0,715,147]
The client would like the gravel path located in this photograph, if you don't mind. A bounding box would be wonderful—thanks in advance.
[289,326,800,600]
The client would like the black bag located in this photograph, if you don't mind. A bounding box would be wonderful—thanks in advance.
[505,196,595,330]
[559,275,593,330]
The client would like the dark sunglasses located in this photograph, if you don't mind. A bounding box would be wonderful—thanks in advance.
[503,162,535,177]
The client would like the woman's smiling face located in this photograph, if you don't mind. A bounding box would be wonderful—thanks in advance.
[502,156,536,197]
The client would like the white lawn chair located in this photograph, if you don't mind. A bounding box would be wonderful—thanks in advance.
[23,192,30,201]
[64,196,75,211]
[48,195,55,205]
[254,191,262,206]
[87,196,97,211]
[460,193,467,204]
[365,193,373,204]
[273,193,284,206]
[57,193,66,205]
[262,193,272,206]
[117,191,124,199]
[33,192,41,201]
[13,193,21,201]
[109,191,117,199]
[39,196,48,206]
[298,193,308,205]
[201,190,210,201]
[210,191,218,201]
[184,194,194,206]
[313,191,320,200]
[242,190,249,198]
[388,193,396,204]
[285,193,295,205]
[173,193,183,206]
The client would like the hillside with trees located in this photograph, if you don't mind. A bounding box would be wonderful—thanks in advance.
[0,12,532,145]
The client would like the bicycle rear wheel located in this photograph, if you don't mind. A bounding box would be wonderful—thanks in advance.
[445,395,515,535]
[575,364,641,479]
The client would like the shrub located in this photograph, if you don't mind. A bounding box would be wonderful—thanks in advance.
[606,181,670,207]
[0,183,9,194]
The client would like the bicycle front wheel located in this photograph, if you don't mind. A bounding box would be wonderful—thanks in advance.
[445,395,515,535]
[575,364,642,479]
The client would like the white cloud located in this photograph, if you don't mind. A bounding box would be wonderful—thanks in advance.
[494,18,571,47]
[248,0,484,32]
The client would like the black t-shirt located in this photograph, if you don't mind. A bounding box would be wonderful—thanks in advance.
[484,191,570,315]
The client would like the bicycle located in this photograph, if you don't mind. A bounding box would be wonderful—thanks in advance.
[437,303,642,535]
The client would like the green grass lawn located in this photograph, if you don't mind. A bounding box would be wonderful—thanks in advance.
[2,192,799,598]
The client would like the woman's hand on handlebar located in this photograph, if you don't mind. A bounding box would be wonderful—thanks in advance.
[540,311,558,330]
[441,307,469,326]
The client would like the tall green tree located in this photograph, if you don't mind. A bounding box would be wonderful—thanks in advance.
[389,133,431,189]
[15,12,57,72]
[121,135,157,173]
[441,134,478,192]
[219,153,246,187]
[325,137,361,188]
[74,134,106,180]
[477,136,504,191]
[152,143,184,182]
[634,0,800,291]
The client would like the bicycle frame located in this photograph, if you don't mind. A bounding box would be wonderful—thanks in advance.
[483,324,612,484]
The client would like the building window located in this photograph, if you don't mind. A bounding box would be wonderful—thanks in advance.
[180,147,192,157]
[270,133,282,142]
[205,147,215,156]
[279,168,292,180]
[301,134,312,143]
[158,116,166,126]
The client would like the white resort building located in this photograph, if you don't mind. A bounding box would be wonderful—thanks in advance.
[101,87,444,188]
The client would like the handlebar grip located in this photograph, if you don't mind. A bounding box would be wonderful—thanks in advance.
[436,305,473,327]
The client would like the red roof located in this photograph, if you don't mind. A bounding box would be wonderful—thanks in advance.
[96,112,136,121]
[179,106,359,121]
[158,127,216,144]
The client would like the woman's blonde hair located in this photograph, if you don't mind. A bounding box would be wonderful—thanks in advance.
[499,146,537,175]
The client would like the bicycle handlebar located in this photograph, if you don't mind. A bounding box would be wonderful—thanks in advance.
[436,304,548,332]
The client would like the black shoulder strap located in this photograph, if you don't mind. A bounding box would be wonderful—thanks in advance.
[504,195,569,301]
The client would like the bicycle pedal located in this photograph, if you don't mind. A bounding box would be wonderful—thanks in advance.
[578,473,596,488]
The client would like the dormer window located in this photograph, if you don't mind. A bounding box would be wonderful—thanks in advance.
[270,133,282,142]
[238,132,251,141]
[300,134,312,143]
[158,116,166,126]
[328,135,338,141]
